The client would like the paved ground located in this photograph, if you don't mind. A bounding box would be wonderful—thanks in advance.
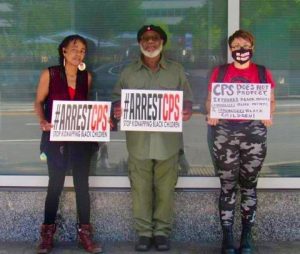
[0,241,299,254]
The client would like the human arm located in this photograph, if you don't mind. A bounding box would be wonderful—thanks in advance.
[34,69,52,131]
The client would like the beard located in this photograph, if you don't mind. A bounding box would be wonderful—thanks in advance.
[140,43,163,58]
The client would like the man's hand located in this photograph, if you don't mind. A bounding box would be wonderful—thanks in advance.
[182,100,193,121]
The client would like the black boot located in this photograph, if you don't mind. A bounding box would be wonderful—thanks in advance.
[154,235,170,251]
[240,224,253,254]
[135,236,152,252]
[221,226,236,254]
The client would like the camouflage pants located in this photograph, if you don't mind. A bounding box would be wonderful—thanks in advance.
[211,121,267,226]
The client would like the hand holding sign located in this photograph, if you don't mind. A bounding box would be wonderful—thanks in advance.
[206,116,219,126]
[40,119,53,131]
[112,100,121,120]
[182,100,193,121]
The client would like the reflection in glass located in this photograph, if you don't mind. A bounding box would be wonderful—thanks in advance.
[2,1,298,177]
[241,0,300,177]
[0,0,227,176]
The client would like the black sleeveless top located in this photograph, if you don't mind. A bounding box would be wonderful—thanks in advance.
[44,65,88,122]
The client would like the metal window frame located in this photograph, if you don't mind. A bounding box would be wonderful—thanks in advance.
[228,0,240,62]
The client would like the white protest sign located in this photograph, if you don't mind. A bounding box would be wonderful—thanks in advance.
[50,100,111,142]
[120,89,183,132]
[210,83,271,120]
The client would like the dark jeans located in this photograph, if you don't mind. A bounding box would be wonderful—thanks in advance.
[44,141,92,225]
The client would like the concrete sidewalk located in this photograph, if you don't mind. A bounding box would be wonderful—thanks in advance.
[0,241,299,254]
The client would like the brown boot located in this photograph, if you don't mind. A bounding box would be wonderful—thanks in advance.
[37,224,56,254]
[77,224,103,253]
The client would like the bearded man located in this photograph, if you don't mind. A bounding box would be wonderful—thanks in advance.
[112,25,193,252]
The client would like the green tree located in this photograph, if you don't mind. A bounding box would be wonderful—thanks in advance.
[177,0,227,68]
[75,0,143,39]
[241,0,300,69]
[16,0,71,37]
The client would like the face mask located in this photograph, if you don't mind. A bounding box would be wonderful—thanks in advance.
[232,48,253,65]
[140,43,163,58]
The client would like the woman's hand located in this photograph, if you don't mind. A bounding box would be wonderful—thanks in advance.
[206,116,219,126]
[40,119,53,131]
[261,119,273,127]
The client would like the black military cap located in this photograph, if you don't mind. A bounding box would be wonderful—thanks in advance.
[137,24,167,45]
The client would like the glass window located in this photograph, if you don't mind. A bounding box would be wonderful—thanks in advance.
[240,0,300,177]
[0,0,228,177]
[1,0,299,179]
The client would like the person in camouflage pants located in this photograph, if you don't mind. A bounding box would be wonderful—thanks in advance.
[206,30,276,254]
[212,120,267,227]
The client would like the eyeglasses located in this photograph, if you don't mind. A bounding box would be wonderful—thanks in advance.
[230,44,253,50]
[141,35,161,42]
